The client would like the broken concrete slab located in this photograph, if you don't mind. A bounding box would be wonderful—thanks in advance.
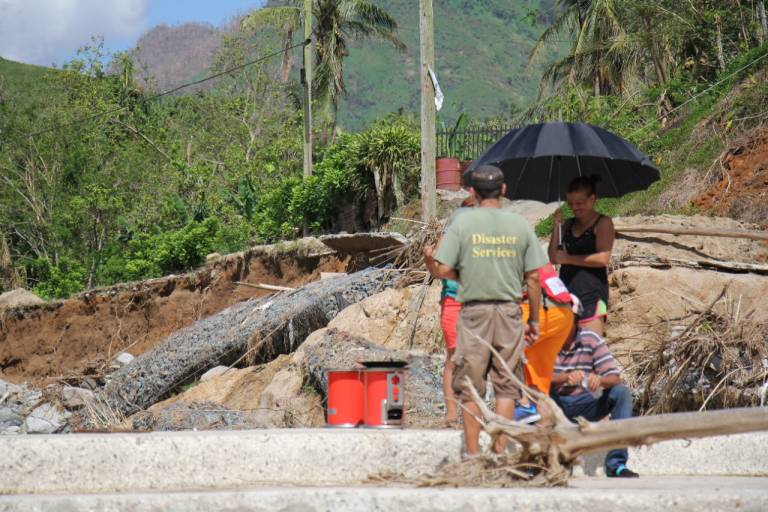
[319,232,407,253]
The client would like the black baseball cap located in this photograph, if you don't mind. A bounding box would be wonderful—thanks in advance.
[471,165,504,190]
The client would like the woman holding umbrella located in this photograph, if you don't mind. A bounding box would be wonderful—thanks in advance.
[468,122,659,334]
[549,175,615,335]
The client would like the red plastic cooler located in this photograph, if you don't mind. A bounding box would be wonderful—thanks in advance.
[325,370,364,427]
[362,367,405,428]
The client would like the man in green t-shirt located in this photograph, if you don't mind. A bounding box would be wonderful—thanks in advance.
[424,165,547,456]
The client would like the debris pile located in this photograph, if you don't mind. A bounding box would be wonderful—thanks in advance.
[629,289,768,414]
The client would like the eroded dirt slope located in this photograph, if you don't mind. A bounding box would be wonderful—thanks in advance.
[0,241,347,385]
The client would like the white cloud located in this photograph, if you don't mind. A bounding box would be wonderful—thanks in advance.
[0,0,149,65]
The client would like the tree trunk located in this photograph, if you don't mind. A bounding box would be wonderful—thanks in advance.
[280,25,296,83]
[759,1,768,43]
[644,17,668,84]
[716,16,726,71]
[592,70,600,97]
[372,168,385,221]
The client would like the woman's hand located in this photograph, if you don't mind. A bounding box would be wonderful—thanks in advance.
[552,250,571,265]
[553,207,562,225]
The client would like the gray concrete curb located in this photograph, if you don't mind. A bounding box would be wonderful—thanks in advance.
[1,478,767,512]
[1,429,767,494]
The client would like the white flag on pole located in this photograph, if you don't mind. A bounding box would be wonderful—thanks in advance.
[428,66,444,111]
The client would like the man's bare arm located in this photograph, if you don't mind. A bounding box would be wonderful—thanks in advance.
[424,245,460,281]
[524,268,541,323]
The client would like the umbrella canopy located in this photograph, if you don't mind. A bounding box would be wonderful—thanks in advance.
[468,122,660,202]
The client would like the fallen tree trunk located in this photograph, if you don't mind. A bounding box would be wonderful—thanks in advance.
[614,224,768,242]
[554,406,768,460]
[102,268,395,416]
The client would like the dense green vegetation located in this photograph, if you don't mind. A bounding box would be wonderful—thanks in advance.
[0,38,421,298]
[2,1,768,299]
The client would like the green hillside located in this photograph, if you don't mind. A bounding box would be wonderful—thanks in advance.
[0,57,54,119]
[337,0,558,129]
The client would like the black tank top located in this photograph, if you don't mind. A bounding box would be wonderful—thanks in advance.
[559,215,609,306]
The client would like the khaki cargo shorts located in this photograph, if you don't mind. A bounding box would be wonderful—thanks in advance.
[451,301,525,402]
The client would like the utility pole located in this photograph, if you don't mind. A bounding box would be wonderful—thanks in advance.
[302,0,313,177]
[419,0,436,222]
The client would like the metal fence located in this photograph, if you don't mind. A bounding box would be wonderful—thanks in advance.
[436,123,516,161]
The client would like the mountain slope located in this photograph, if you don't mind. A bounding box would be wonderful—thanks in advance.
[121,0,559,129]
[338,0,558,129]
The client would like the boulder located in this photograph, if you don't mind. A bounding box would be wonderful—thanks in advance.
[114,352,135,366]
[24,403,66,434]
[60,386,95,409]
[0,406,22,427]
[199,366,230,382]
[0,288,44,310]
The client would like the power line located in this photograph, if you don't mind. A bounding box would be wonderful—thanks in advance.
[26,38,311,138]
[628,49,768,139]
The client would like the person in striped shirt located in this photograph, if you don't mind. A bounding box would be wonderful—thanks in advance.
[551,326,639,478]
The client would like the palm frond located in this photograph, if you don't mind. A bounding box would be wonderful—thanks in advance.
[241,6,301,32]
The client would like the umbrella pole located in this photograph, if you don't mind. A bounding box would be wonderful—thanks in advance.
[556,156,563,249]
[558,198,563,249]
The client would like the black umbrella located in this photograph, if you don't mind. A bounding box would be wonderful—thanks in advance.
[468,122,660,203]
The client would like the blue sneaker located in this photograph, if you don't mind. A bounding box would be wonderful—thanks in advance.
[514,404,541,424]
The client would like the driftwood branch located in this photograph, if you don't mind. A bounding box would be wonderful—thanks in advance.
[613,255,768,275]
[614,224,768,242]
[554,407,768,460]
[461,327,768,480]
[234,281,296,292]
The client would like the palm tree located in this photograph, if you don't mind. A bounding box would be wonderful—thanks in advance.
[529,0,634,96]
[244,1,405,133]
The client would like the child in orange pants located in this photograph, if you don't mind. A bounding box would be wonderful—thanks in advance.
[521,302,574,394]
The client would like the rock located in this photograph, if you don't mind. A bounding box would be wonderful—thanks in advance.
[81,378,100,391]
[24,403,66,434]
[60,386,95,409]
[200,366,230,382]
[0,378,23,397]
[1,426,20,435]
[0,406,22,427]
[0,288,45,310]
[114,352,135,366]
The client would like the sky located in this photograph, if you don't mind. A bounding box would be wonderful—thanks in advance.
[0,0,265,67]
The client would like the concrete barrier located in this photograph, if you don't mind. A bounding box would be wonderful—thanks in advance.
[1,429,767,494]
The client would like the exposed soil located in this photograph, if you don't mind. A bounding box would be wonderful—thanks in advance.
[694,126,768,227]
[0,240,347,386]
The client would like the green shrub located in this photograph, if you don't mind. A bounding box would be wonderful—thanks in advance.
[29,257,86,299]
